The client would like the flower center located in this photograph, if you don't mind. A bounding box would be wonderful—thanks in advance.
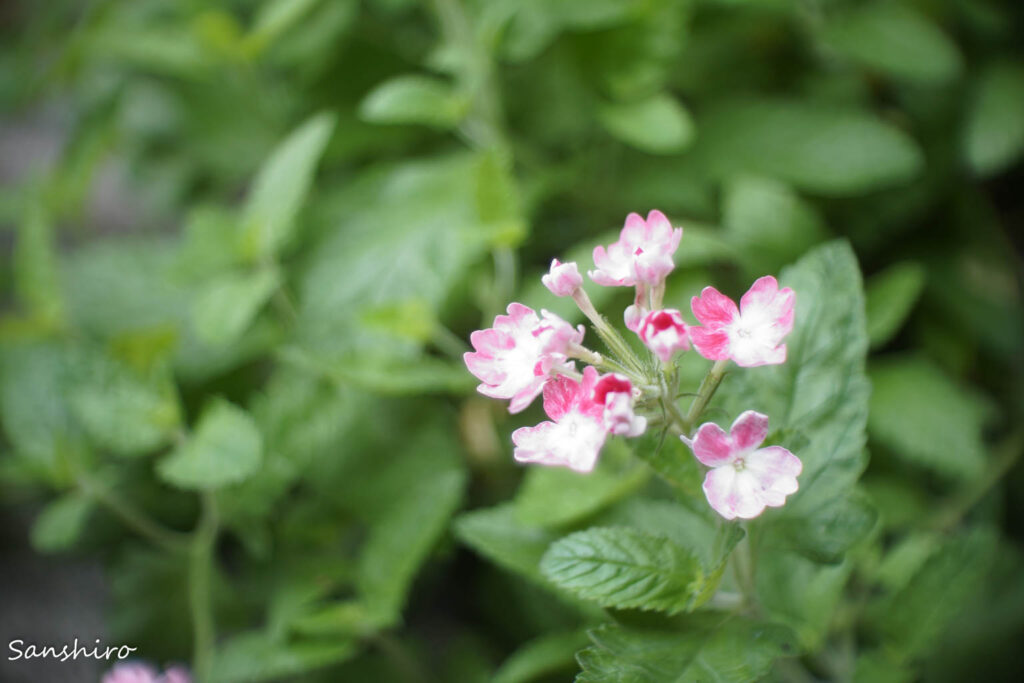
[736,327,752,339]
[733,457,746,471]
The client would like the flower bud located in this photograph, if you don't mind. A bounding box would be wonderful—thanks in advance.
[542,259,583,297]
[637,309,690,363]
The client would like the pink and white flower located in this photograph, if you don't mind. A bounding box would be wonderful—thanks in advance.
[689,276,795,367]
[637,309,690,363]
[542,259,583,297]
[683,411,801,520]
[512,367,608,472]
[593,373,647,437]
[464,303,585,413]
[589,210,682,287]
[103,663,191,683]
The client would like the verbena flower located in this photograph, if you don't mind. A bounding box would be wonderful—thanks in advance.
[464,303,584,413]
[512,367,608,472]
[589,210,682,287]
[689,276,795,367]
[542,259,583,297]
[637,309,690,363]
[593,373,647,437]
[103,663,191,683]
[684,411,801,520]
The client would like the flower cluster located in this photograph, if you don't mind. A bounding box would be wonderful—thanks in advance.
[103,663,191,683]
[464,210,800,520]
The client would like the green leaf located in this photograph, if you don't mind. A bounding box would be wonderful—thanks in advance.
[515,441,648,528]
[30,493,93,553]
[627,426,703,497]
[597,93,695,154]
[865,262,927,348]
[191,267,281,346]
[540,527,703,613]
[211,630,357,683]
[280,347,475,395]
[14,204,63,328]
[964,62,1024,176]
[492,630,590,683]
[577,617,797,683]
[246,0,322,54]
[359,75,467,128]
[474,149,527,247]
[691,100,923,195]
[157,399,263,490]
[454,503,559,584]
[240,112,336,260]
[722,176,828,275]
[769,490,878,564]
[822,4,962,84]
[868,356,989,480]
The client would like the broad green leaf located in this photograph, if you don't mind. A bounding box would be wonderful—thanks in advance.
[627,426,703,498]
[14,205,63,328]
[192,267,281,346]
[515,441,648,528]
[454,503,559,584]
[30,493,93,553]
[722,176,828,275]
[822,4,962,84]
[158,399,263,490]
[865,262,926,348]
[540,527,703,613]
[211,630,357,683]
[474,149,527,247]
[280,347,475,395]
[577,617,797,683]
[240,112,336,260]
[769,490,878,564]
[246,0,322,54]
[964,62,1024,176]
[597,94,695,154]
[868,356,989,480]
[853,650,914,683]
[492,630,590,683]
[359,75,467,128]
[875,533,940,592]
[690,100,923,195]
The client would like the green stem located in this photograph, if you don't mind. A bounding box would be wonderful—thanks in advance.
[77,475,189,554]
[190,492,218,682]
[681,359,730,434]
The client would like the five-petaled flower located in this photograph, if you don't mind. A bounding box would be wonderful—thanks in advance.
[689,276,795,367]
[542,259,583,297]
[593,373,646,437]
[512,367,608,472]
[637,309,690,363]
[683,411,802,520]
[464,303,584,413]
[589,210,682,287]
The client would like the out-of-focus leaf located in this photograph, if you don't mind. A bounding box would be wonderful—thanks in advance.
[822,3,962,84]
[239,112,336,260]
[191,267,281,346]
[14,205,63,328]
[280,347,475,395]
[474,149,527,248]
[359,75,467,128]
[454,503,559,584]
[158,399,262,490]
[627,426,703,498]
[690,100,923,195]
[868,356,989,480]
[865,262,927,348]
[492,630,590,683]
[876,533,941,592]
[769,490,878,564]
[964,63,1024,176]
[30,493,93,553]
[246,0,322,55]
[211,630,357,683]
[722,176,828,275]
[853,650,914,683]
[597,93,695,154]
[540,527,702,613]
[577,617,797,683]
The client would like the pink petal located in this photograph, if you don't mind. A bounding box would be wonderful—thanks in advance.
[463,351,505,385]
[746,446,801,508]
[621,212,648,245]
[541,375,578,420]
[691,287,738,329]
[689,327,731,361]
[508,377,546,413]
[703,466,739,520]
[739,275,779,312]
[730,410,769,452]
[691,422,734,467]
[469,328,511,352]
[506,302,536,324]
[732,343,786,368]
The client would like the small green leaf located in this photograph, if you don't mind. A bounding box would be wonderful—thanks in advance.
[359,75,467,128]
[158,399,263,490]
[211,630,357,683]
[454,503,559,584]
[240,112,336,260]
[540,527,703,614]
[868,356,989,480]
[865,262,927,348]
[492,630,590,683]
[822,4,962,84]
[964,62,1024,176]
[598,93,695,154]
[30,493,93,553]
[192,267,281,346]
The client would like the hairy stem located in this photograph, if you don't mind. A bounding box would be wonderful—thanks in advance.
[77,475,189,554]
[681,359,730,434]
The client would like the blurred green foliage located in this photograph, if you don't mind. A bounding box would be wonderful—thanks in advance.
[1,0,1022,681]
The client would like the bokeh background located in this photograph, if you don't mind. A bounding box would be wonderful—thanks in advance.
[1,0,1022,681]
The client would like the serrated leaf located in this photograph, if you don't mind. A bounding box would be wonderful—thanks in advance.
[540,527,703,613]
[492,630,590,683]
[770,490,878,564]
[964,62,1024,176]
[192,267,281,346]
[30,493,93,553]
[577,617,797,683]
[868,356,989,480]
[240,112,336,260]
[158,399,262,490]
[822,4,962,84]
[359,75,467,128]
[598,94,695,154]
[865,262,926,348]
